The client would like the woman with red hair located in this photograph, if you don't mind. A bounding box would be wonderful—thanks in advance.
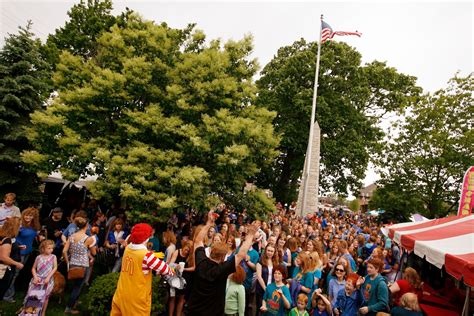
[224,265,246,316]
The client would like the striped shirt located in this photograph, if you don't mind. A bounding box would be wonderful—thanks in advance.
[128,243,174,276]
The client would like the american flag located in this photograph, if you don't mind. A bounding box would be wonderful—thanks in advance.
[321,20,362,43]
[331,31,362,38]
[321,21,333,43]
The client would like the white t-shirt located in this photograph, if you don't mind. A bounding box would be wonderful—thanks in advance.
[0,203,21,227]
[267,266,273,285]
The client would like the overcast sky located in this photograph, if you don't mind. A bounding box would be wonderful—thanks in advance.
[1,0,472,187]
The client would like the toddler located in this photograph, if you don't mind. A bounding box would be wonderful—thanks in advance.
[23,240,57,316]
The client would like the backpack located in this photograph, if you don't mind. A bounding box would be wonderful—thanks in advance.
[374,277,392,312]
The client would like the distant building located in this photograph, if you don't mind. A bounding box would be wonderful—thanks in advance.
[358,183,377,212]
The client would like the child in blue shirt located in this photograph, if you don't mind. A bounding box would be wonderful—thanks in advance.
[310,289,332,316]
[333,273,364,316]
[260,265,292,316]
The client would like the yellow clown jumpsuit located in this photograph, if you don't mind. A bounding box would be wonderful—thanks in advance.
[110,247,152,316]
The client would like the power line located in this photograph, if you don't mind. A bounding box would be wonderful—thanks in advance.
[2,9,50,40]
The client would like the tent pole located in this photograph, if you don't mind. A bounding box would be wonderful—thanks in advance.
[462,286,470,316]
[394,247,406,281]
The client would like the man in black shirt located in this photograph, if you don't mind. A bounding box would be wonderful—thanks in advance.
[42,207,69,256]
[188,210,257,316]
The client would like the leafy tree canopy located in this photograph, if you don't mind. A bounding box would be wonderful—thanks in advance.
[374,73,474,218]
[22,15,278,221]
[0,22,51,204]
[42,0,119,66]
[255,39,421,202]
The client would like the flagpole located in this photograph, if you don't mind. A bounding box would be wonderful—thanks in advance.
[301,14,323,216]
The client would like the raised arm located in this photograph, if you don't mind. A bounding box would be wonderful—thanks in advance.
[194,211,215,250]
[314,289,332,314]
[234,224,258,269]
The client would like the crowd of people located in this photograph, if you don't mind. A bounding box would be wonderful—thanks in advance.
[0,192,443,315]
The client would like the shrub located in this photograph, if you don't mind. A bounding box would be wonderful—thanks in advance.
[85,272,120,315]
[85,272,167,315]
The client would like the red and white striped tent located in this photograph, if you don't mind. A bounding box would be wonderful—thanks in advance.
[388,214,474,287]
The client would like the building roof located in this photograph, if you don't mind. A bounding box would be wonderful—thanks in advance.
[359,183,377,195]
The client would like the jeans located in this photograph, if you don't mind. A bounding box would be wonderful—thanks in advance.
[255,290,264,316]
[66,266,89,309]
[244,287,254,316]
[112,257,122,273]
[0,266,15,300]
[3,254,29,300]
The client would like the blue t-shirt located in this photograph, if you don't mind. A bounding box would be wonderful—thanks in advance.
[16,226,37,255]
[307,268,322,309]
[148,236,160,251]
[328,278,346,306]
[312,310,330,316]
[239,247,259,289]
[384,237,392,249]
[292,267,315,307]
[292,267,314,290]
[343,253,357,272]
[63,223,92,238]
[262,282,292,315]
[382,259,391,272]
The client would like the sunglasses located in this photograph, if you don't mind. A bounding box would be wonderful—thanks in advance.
[335,268,345,272]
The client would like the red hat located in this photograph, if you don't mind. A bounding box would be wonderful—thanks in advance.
[130,223,153,244]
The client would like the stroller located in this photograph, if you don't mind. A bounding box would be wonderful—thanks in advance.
[18,285,47,316]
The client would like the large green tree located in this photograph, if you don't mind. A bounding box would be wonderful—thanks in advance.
[0,22,51,204]
[42,0,119,67]
[369,181,424,221]
[22,15,278,221]
[374,73,474,218]
[255,39,420,202]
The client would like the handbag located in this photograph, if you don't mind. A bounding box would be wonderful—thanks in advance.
[68,266,86,280]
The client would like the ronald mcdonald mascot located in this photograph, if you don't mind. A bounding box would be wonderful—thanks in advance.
[111,223,174,315]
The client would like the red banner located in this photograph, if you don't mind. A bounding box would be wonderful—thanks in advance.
[458,166,474,216]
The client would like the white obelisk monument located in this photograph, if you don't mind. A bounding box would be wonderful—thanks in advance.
[296,15,326,216]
